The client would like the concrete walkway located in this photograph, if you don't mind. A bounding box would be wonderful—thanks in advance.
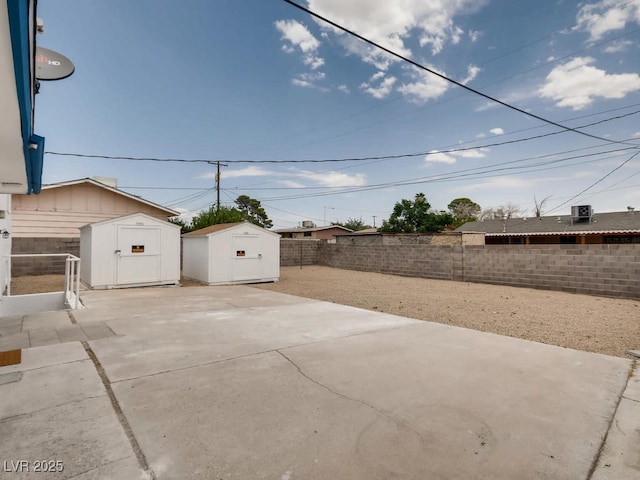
[0,286,637,479]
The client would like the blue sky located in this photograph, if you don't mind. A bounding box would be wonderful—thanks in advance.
[35,0,640,228]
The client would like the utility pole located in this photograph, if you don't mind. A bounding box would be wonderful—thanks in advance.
[372,215,377,227]
[212,161,228,213]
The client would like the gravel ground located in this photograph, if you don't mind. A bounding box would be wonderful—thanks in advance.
[10,268,639,358]
[254,266,640,358]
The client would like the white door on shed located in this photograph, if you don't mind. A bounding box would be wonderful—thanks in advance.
[232,234,262,281]
[116,226,161,285]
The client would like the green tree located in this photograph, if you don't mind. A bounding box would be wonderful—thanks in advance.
[331,217,371,231]
[448,197,481,227]
[168,217,193,234]
[235,195,273,228]
[380,193,454,233]
[191,205,247,231]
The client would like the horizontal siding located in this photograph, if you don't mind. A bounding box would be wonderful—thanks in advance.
[12,210,170,237]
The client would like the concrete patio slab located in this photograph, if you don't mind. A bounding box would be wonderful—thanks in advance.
[0,285,635,480]
[591,369,640,480]
[0,343,145,479]
[84,298,417,383]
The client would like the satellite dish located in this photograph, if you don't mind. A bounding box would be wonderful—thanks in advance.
[35,47,75,81]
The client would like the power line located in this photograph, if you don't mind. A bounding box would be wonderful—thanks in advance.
[245,147,637,202]
[545,149,640,214]
[44,108,640,165]
[281,0,636,147]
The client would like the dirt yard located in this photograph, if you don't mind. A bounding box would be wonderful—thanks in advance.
[10,267,639,358]
[254,266,640,358]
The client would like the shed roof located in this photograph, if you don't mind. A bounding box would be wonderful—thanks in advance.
[182,222,244,237]
[455,210,640,236]
[183,221,280,238]
[79,212,180,230]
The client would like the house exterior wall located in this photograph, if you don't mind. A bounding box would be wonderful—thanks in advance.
[277,239,639,299]
[12,183,173,238]
[280,227,349,240]
[0,194,11,293]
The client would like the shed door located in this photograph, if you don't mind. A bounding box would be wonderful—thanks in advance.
[232,234,261,281]
[116,226,161,285]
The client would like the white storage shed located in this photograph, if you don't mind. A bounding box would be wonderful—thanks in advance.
[80,213,180,289]
[182,221,279,285]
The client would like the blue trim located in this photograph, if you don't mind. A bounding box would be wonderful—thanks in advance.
[7,0,43,194]
[28,134,44,193]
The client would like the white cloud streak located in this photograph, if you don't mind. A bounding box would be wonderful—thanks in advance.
[576,0,640,41]
[539,56,640,110]
[275,19,325,69]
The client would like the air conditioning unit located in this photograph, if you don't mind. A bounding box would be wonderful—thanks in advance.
[571,205,592,222]
[301,220,315,228]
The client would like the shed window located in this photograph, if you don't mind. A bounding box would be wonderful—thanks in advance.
[303,232,312,237]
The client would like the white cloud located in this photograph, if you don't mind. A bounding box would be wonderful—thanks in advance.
[453,148,487,158]
[292,71,326,89]
[489,127,504,135]
[633,131,640,138]
[604,39,634,53]
[539,56,640,110]
[337,84,350,93]
[200,167,273,180]
[278,180,306,188]
[475,133,486,139]
[223,167,273,179]
[275,19,324,70]
[307,0,485,66]
[466,176,536,190]
[297,170,367,187]
[425,147,487,165]
[576,0,640,41]
[460,65,480,85]
[370,71,385,82]
[360,75,397,99]
[469,30,480,42]
[398,68,449,104]
[426,151,456,164]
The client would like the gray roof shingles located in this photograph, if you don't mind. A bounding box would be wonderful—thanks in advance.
[455,211,640,236]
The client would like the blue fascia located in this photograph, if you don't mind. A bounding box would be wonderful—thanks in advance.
[7,0,43,194]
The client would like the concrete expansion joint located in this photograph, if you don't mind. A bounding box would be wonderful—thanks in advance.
[80,341,157,480]
[275,349,424,440]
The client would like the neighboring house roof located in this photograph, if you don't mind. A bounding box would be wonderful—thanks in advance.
[274,225,354,234]
[42,178,178,216]
[183,221,279,237]
[455,211,640,236]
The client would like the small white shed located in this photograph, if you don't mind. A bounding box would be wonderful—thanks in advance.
[182,221,279,285]
[80,213,180,289]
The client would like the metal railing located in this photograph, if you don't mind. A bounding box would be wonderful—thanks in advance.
[4,254,82,309]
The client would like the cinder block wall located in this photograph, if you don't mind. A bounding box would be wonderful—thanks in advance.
[461,244,639,298]
[280,239,320,266]
[11,238,80,276]
[316,242,639,299]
